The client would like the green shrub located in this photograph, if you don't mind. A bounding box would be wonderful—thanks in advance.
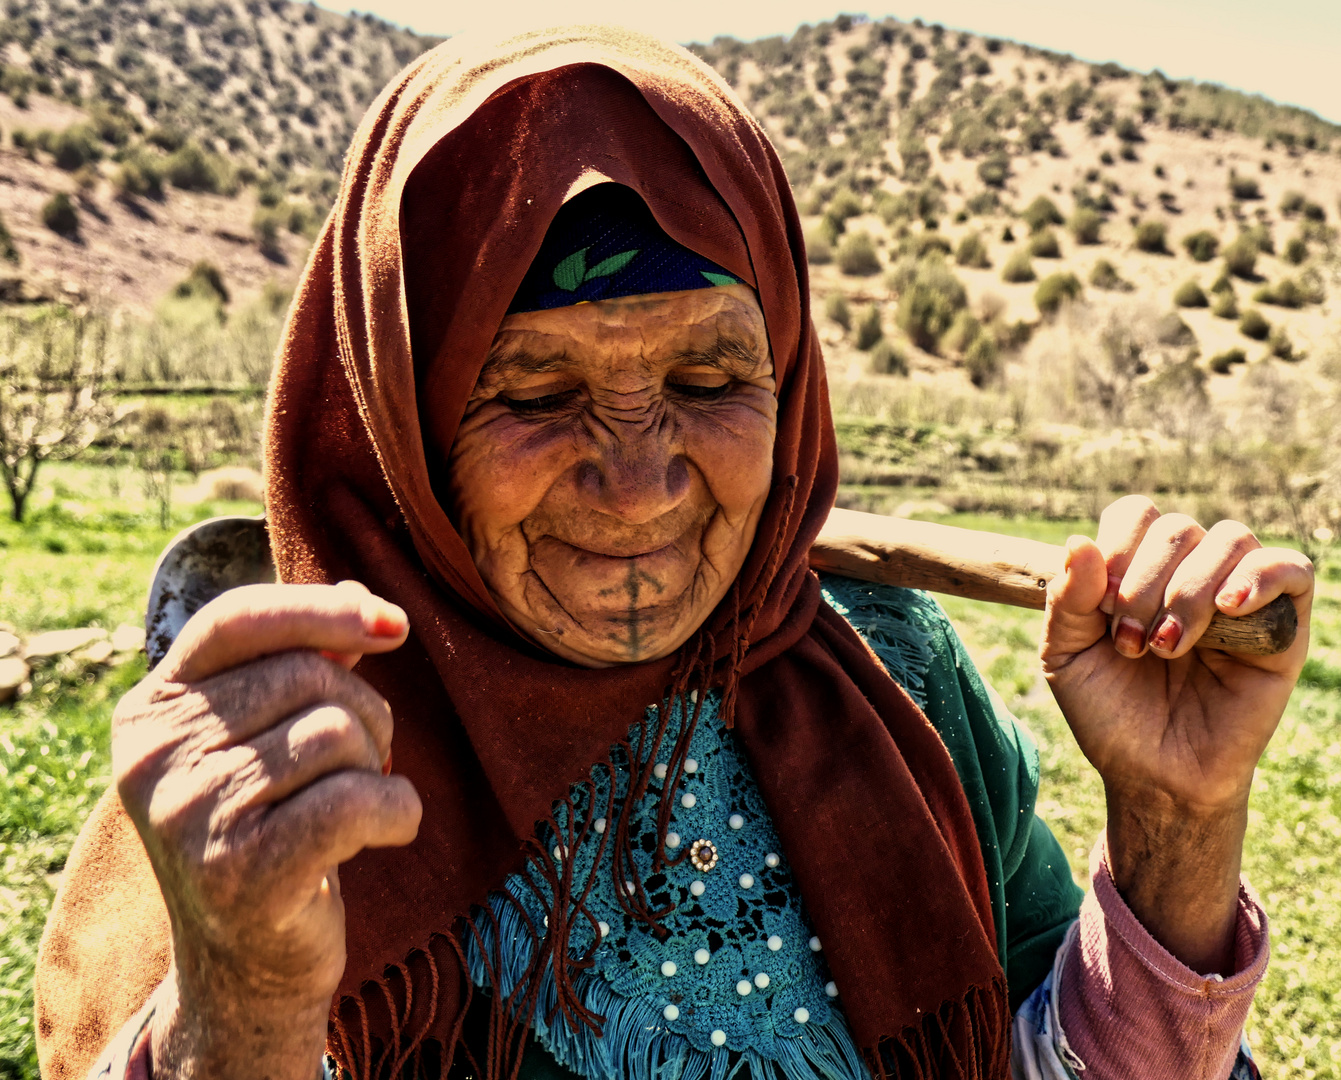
[965,190,1000,216]
[1280,190,1306,215]
[113,150,165,201]
[1028,228,1062,258]
[870,340,909,375]
[1210,290,1238,319]
[165,142,235,194]
[1254,273,1324,307]
[941,310,982,355]
[855,303,884,349]
[1133,219,1169,254]
[1088,259,1131,291]
[1173,279,1208,307]
[0,210,17,263]
[1228,171,1261,200]
[1182,230,1219,262]
[1022,195,1064,233]
[911,232,952,258]
[1068,208,1103,245]
[896,258,969,351]
[955,232,991,268]
[1000,225,1015,243]
[1282,236,1308,265]
[1302,200,1327,223]
[977,152,1010,189]
[824,291,851,330]
[1209,347,1247,374]
[1269,326,1297,361]
[827,187,864,224]
[1238,308,1270,340]
[41,192,79,238]
[173,260,230,305]
[1242,223,1274,255]
[1001,251,1036,283]
[1115,115,1144,142]
[1223,237,1258,280]
[253,204,285,255]
[964,332,999,386]
[836,231,882,276]
[1034,272,1083,315]
[48,123,101,171]
[805,228,833,265]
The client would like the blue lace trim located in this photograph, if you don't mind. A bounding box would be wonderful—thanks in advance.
[463,583,938,1080]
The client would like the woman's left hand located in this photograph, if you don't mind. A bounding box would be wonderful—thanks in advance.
[1041,495,1313,974]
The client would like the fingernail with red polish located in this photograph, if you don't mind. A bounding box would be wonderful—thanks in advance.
[365,600,407,637]
[1149,613,1182,654]
[1217,582,1250,609]
[1114,616,1146,657]
[1100,574,1122,616]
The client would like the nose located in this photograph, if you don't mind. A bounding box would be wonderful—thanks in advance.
[575,428,691,525]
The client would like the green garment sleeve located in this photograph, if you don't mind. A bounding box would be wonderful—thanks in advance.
[825,579,1084,1013]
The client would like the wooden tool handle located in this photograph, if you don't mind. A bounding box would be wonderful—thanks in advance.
[811,507,1298,657]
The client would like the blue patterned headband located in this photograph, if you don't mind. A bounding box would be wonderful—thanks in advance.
[508,183,743,314]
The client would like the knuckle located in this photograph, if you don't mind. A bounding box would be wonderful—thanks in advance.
[1153,513,1201,545]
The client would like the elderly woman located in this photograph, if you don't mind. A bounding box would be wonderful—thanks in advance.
[38,26,1310,1080]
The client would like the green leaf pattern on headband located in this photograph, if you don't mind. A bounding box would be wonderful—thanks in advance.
[553,247,641,291]
[700,271,739,287]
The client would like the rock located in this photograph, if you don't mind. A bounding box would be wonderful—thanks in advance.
[74,640,115,665]
[0,656,29,703]
[111,624,146,654]
[24,627,109,663]
[0,631,19,659]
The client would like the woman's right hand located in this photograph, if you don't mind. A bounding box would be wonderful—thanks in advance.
[111,581,422,1080]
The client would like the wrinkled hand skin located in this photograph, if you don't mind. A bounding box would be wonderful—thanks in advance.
[446,284,778,668]
[1042,495,1313,975]
[112,581,422,1080]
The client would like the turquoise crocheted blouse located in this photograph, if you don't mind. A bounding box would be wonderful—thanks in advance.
[460,577,1084,1080]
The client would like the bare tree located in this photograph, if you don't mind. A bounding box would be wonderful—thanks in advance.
[0,309,115,522]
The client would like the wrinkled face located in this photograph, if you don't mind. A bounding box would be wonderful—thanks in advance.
[447,284,777,667]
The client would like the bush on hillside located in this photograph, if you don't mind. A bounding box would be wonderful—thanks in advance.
[940,310,982,356]
[1269,326,1298,361]
[1238,308,1270,340]
[1028,229,1062,258]
[896,258,968,352]
[1173,279,1208,308]
[48,123,101,171]
[1209,347,1247,374]
[1133,220,1169,254]
[1228,172,1261,200]
[964,332,999,387]
[1242,223,1274,255]
[114,150,166,200]
[910,232,952,258]
[855,304,883,350]
[1068,208,1103,245]
[1210,290,1238,319]
[955,232,991,268]
[1021,195,1064,233]
[824,291,851,330]
[977,152,1010,189]
[1282,236,1308,266]
[1302,200,1327,223]
[805,229,833,265]
[1001,251,1036,283]
[1089,259,1132,291]
[165,141,235,194]
[1034,272,1083,315]
[0,211,17,263]
[1223,237,1258,279]
[41,192,80,238]
[870,340,909,376]
[836,231,882,276]
[1280,190,1306,216]
[1182,230,1219,262]
[173,260,230,305]
[827,187,864,224]
[1254,272,1324,308]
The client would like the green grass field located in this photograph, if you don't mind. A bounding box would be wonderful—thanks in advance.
[1,469,1338,1077]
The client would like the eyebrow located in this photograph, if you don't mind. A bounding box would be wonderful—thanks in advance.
[480,328,767,384]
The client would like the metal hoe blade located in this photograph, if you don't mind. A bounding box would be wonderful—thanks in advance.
[145,515,276,667]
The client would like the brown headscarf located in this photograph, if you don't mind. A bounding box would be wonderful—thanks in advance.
[35,25,1007,1080]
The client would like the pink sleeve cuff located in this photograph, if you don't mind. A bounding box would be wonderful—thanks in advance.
[1056,837,1269,1080]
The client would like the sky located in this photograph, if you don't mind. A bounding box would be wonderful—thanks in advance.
[327,0,1341,124]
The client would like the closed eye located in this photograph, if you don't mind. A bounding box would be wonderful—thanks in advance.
[667,381,731,401]
[502,388,582,412]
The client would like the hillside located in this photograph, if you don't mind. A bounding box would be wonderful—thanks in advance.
[0,4,1337,385]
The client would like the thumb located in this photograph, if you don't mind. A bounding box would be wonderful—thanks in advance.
[1043,535,1110,663]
